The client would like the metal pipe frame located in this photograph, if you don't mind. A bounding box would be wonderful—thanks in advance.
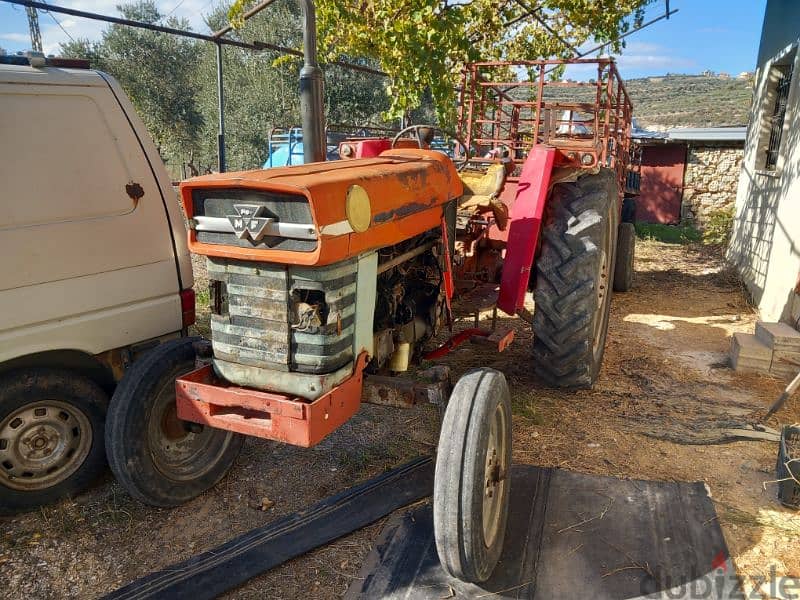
[299,0,325,163]
[211,0,278,39]
[457,58,634,171]
[215,43,226,172]
[1,0,385,76]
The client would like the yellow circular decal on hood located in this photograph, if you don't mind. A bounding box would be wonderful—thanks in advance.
[346,185,372,233]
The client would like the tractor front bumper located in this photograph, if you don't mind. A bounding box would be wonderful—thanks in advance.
[175,353,368,447]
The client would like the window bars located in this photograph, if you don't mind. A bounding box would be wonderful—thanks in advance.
[764,62,793,171]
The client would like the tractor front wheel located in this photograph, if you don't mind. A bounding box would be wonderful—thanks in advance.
[433,368,512,583]
[105,337,244,507]
[532,169,619,388]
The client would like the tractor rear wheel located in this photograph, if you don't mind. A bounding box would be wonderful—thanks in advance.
[532,169,619,388]
[613,222,636,292]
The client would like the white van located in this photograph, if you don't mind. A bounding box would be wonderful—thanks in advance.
[0,54,194,513]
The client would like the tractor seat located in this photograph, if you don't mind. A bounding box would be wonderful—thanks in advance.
[457,162,511,230]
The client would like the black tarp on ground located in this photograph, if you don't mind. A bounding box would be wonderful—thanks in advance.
[104,457,434,600]
[346,465,740,599]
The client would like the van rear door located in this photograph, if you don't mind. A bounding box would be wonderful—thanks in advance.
[0,66,191,362]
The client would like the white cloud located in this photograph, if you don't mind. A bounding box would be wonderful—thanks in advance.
[617,53,696,70]
[563,41,697,80]
[0,32,30,43]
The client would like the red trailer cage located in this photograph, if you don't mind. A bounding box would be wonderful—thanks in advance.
[456,58,635,196]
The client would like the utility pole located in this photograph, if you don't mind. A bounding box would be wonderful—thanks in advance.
[26,6,43,52]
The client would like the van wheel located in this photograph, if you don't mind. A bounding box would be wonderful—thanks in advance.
[106,337,244,507]
[434,368,512,583]
[0,370,107,515]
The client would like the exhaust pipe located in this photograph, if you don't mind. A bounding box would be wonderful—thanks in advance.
[299,0,326,164]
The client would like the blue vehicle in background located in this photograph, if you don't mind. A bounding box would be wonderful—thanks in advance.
[261,125,454,169]
[262,127,342,168]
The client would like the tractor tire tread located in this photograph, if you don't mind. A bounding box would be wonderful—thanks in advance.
[105,337,244,507]
[613,222,636,292]
[532,169,618,388]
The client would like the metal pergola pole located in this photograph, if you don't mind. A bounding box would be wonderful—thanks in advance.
[299,0,325,163]
[215,42,226,173]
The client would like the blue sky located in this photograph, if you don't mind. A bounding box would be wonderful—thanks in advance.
[565,0,768,79]
[0,0,768,79]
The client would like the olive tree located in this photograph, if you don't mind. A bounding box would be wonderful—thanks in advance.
[61,1,204,170]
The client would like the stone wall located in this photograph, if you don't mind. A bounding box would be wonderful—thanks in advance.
[681,145,744,228]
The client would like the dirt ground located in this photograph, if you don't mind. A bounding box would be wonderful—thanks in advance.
[1,240,798,599]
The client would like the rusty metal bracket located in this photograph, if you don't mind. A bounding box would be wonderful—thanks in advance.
[362,366,451,409]
[424,326,515,360]
[470,328,515,353]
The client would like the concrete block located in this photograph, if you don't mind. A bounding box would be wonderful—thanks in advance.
[733,359,772,374]
[771,350,800,378]
[731,332,772,360]
[756,321,800,351]
[730,333,772,373]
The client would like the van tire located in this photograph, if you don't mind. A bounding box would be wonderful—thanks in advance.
[0,370,107,515]
[105,337,244,507]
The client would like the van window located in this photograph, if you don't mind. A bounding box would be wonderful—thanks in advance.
[0,91,137,229]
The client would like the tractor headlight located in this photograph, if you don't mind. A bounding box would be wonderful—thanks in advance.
[346,185,372,233]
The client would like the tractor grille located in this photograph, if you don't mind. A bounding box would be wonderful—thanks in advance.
[207,257,356,376]
[192,188,317,251]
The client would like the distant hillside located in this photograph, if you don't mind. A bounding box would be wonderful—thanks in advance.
[623,74,753,130]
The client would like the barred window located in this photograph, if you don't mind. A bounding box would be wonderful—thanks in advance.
[764,63,793,170]
[758,52,796,172]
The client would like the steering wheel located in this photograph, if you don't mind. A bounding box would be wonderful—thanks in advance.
[391,124,472,170]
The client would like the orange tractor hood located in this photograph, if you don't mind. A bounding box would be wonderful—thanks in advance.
[180,149,463,266]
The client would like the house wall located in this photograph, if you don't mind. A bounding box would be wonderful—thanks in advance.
[681,145,744,227]
[728,33,800,324]
[757,0,800,66]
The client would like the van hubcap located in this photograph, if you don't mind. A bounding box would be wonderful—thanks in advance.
[0,401,92,491]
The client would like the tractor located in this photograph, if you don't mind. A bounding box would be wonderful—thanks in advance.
[105,2,639,583]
